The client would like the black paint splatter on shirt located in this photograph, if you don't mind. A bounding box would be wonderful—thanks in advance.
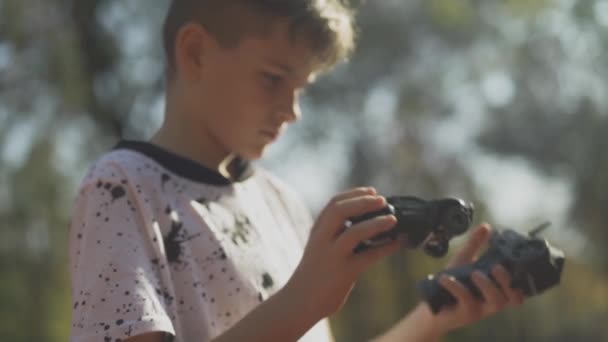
[161,173,170,190]
[195,197,208,206]
[164,218,201,264]
[211,247,227,260]
[228,215,252,246]
[156,287,175,306]
[110,185,126,201]
[261,273,274,289]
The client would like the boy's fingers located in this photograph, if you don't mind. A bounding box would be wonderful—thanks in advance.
[439,275,478,313]
[310,187,377,235]
[318,195,388,238]
[447,224,491,268]
[336,214,397,252]
[439,275,475,303]
[311,187,377,238]
[332,187,377,202]
[352,239,401,273]
[471,271,507,313]
[491,265,525,306]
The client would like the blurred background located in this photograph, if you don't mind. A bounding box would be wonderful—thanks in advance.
[1,0,607,341]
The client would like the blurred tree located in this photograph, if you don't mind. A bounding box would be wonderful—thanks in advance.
[324,0,608,341]
[0,0,607,341]
[0,0,123,340]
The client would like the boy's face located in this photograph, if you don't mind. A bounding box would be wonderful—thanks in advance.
[181,19,318,161]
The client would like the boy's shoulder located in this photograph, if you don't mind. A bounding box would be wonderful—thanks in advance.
[79,146,151,187]
[77,142,309,218]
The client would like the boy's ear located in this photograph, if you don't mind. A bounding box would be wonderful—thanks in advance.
[175,22,211,82]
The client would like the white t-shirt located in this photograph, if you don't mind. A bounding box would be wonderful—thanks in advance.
[69,141,333,342]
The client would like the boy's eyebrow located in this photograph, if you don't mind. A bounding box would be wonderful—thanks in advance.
[263,58,294,75]
[262,57,317,86]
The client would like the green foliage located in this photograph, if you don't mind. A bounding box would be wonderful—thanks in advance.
[1,0,607,341]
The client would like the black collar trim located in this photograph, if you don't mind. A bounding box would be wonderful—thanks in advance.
[113,140,255,185]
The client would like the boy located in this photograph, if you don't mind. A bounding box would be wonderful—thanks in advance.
[68,1,524,341]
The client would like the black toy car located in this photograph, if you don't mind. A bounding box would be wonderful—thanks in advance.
[349,196,474,257]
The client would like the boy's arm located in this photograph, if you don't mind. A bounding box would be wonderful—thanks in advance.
[371,224,525,342]
[210,282,321,342]
[370,303,442,342]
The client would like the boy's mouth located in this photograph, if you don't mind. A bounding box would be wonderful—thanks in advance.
[260,129,282,142]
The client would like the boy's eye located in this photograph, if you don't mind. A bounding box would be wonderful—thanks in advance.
[261,72,283,87]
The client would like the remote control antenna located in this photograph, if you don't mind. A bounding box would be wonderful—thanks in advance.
[529,221,551,237]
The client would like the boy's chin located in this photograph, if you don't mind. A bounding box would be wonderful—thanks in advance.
[238,146,268,161]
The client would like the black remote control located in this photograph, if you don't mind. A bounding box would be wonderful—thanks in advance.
[416,223,565,314]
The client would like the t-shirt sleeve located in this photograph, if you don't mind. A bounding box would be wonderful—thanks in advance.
[69,164,175,342]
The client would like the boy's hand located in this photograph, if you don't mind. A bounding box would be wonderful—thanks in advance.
[285,187,401,322]
[427,224,525,335]
[371,224,526,342]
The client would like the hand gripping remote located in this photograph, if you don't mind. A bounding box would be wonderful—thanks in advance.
[349,196,474,257]
[416,223,566,314]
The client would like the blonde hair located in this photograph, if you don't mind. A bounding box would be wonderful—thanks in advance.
[162,0,357,76]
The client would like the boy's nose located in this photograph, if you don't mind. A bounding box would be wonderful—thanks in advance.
[289,96,302,122]
[278,92,302,123]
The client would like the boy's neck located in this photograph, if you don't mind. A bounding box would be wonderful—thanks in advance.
[150,118,237,181]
